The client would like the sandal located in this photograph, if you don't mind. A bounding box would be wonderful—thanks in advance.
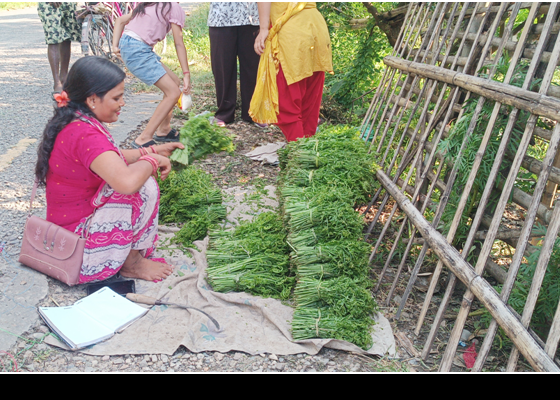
[209,117,226,127]
[154,128,180,142]
[131,139,158,149]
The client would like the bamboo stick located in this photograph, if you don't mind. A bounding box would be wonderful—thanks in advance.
[368,3,461,277]
[440,2,559,371]
[367,3,430,151]
[360,3,414,132]
[383,57,560,121]
[507,199,560,370]
[470,4,560,370]
[364,4,444,239]
[382,3,483,312]
[413,0,509,348]
[374,167,560,372]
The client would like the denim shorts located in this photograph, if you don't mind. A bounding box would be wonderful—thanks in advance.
[119,34,167,86]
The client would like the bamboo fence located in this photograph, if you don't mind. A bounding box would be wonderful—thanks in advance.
[360,2,560,372]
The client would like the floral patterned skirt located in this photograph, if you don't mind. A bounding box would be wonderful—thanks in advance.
[74,178,160,284]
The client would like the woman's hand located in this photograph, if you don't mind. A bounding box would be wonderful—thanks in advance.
[254,28,269,56]
[152,154,172,181]
[182,74,191,95]
[112,47,123,63]
[154,142,184,158]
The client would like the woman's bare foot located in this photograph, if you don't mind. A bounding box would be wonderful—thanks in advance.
[120,250,174,282]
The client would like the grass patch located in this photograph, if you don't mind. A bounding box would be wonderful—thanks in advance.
[0,2,36,11]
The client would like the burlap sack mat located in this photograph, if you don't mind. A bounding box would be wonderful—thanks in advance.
[45,186,396,357]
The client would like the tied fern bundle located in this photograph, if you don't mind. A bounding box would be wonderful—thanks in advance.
[277,125,379,350]
[294,277,378,320]
[291,307,374,350]
[206,212,295,300]
[169,113,235,166]
[158,167,226,246]
[292,240,371,279]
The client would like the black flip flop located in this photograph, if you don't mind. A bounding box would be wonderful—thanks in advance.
[154,128,180,142]
[131,140,158,149]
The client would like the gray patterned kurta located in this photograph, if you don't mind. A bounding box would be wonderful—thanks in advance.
[207,2,260,27]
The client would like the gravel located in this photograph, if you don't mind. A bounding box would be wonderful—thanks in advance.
[0,6,412,373]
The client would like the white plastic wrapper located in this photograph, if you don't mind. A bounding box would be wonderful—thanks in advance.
[180,94,192,112]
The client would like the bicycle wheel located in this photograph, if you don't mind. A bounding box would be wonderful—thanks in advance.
[88,15,113,60]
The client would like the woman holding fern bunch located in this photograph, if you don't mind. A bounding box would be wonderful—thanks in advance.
[36,56,184,284]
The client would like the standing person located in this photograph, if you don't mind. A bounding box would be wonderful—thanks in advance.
[36,56,184,283]
[207,2,265,128]
[249,2,333,142]
[112,2,191,148]
[37,2,82,97]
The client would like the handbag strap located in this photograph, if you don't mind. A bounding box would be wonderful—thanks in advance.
[28,179,39,217]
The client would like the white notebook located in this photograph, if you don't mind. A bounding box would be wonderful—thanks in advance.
[38,287,149,350]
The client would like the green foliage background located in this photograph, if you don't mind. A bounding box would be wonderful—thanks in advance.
[318,2,397,119]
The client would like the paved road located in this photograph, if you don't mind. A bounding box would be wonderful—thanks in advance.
[0,6,161,352]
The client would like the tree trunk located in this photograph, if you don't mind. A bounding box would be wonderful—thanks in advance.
[361,2,408,48]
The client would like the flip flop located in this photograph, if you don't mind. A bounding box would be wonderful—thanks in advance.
[131,140,158,149]
[209,117,227,127]
[154,128,180,142]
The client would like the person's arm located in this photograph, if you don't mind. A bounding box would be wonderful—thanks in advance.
[90,150,173,194]
[120,142,184,165]
[111,13,134,60]
[254,2,271,56]
[171,23,191,95]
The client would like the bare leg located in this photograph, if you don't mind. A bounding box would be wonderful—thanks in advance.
[120,250,174,282]
[47,43,63,92]
[59,40,71,87]
[134,65,181,146]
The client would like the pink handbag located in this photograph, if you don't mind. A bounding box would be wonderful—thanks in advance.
[18,181,92,286]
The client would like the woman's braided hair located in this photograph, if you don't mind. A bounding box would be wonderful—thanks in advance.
[35,56,125,185]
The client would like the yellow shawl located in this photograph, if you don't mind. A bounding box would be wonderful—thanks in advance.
[248,2,311,124]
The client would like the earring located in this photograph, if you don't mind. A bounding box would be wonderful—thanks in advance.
[92,106,95,109]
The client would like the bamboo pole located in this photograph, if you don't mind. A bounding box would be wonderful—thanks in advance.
[507,200,560,370]
[383,57,560,121]
[411,2,510,348]
[470,4,560,370]
[366,3,460,265]
[437,2,548,370]
[374,166,560,372]
[360,3,414,133]
[363,3,442,239]
[367,3,430,151]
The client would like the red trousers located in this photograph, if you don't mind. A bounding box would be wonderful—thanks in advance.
[276,65,325,142]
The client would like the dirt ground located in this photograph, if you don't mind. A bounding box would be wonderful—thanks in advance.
[118,94,491,373]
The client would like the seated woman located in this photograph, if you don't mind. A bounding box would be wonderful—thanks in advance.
[36,56,184,284]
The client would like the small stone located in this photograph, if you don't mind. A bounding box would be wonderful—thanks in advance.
[214,353,224,361]
[233,352,243,360]
[151,354,158,363]
[37,325,49,334]
[161,354,169,363]
[269,354,278,361]
[102,356,110,361]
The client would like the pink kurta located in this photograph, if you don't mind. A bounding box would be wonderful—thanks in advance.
[46,119,117,231]
[45,116,161,283]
